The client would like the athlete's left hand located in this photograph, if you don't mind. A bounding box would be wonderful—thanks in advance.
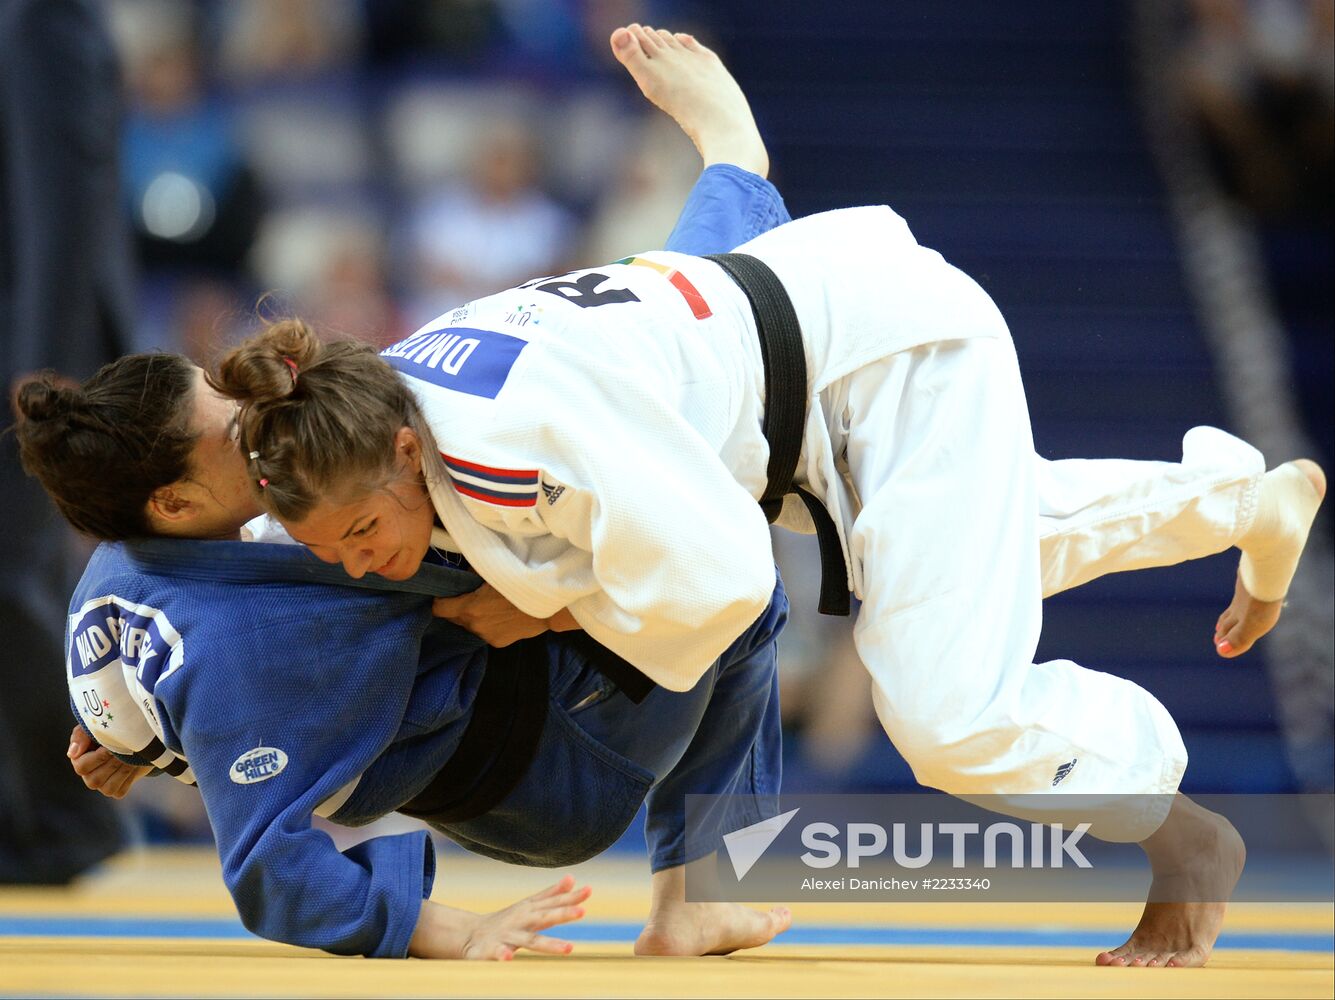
[434,583,573,647]
[67,725,153,798]
[408,875,591,960]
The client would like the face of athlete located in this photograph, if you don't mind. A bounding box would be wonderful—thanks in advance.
[282,428,436,582]
[147,368,262,540]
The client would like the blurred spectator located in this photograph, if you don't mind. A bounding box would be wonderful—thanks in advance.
[115,0,264,275]
[169,277,245,364]
[1179,0,1335,217]
[251,207,407,348]
[311,242,408,348]
[218,0,362,83]
[402,117,575,322]
[0,0,133,882]
[581,115,702,263]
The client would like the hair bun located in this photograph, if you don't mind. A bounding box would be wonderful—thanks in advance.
[210,317,319,406]
[13,376,82,423]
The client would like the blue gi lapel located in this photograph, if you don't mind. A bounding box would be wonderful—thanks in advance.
[121,538,483,599]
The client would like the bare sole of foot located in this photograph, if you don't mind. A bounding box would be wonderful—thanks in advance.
[1215,458,1326,657]
[1097,794,1246,967]
[634,900,792,956]
[610,23,769,178]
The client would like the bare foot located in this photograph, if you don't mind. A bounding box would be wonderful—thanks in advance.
[1216,458,1326,657]
[1096,794,1245,968]
[610,24,769,178]
[636,900,792,956]
[635,865,791,956]
[1213,573,1282,658]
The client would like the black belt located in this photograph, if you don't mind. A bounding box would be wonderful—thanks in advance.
[703,253,851,617]
[563,630,655,704]
[399,637,550,824]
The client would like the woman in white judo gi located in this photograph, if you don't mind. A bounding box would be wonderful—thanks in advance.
[211,26,1326,964]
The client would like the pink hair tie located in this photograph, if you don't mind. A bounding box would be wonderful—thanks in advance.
[282,356,299,385]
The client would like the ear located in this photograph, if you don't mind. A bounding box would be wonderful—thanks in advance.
[395,426,422,476]
[144,483,197,529]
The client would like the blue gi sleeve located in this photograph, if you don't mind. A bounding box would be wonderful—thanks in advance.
[662,164,791,256]
[67,698,157,770]
[165,595,441,958]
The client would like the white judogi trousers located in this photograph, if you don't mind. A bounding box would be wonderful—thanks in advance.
[1036,427,1260,599]
[738,210,1263,842]
[840,346,1260,840]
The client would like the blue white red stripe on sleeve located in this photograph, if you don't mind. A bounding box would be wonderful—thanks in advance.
[442,454,539,507]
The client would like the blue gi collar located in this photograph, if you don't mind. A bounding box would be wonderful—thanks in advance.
[121,538,483,599]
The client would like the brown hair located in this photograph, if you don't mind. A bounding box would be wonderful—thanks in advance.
[13,354,198,540]
[210,318,435,522]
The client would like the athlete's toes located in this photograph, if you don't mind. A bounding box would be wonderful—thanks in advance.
[1095,942,1134,966]
[656,27,680,48]
[1293,458,1326,499]
[675,32,718,61]
[1213,607,1246,656]
[1215,626,1246,657]
[637,23,664,48]
[610,26,641,61]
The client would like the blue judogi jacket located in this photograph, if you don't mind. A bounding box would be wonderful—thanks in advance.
[65,165,791,958]
[68,539,490,957]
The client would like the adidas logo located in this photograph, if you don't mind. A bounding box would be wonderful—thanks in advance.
[1052,758,1078,786]
[541,481,565,505]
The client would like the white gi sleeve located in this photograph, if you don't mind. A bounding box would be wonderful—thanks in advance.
[436,369,776,693]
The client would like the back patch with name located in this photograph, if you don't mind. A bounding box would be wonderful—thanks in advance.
[382,326,528,399]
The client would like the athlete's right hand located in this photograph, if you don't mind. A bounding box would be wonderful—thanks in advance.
[433,582,566,647]
[67,725,152,799]
[408,876,591,960]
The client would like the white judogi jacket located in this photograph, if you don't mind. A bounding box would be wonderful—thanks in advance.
[387,208,1005,691]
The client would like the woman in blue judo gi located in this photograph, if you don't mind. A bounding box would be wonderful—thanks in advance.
[58,526,787,959]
